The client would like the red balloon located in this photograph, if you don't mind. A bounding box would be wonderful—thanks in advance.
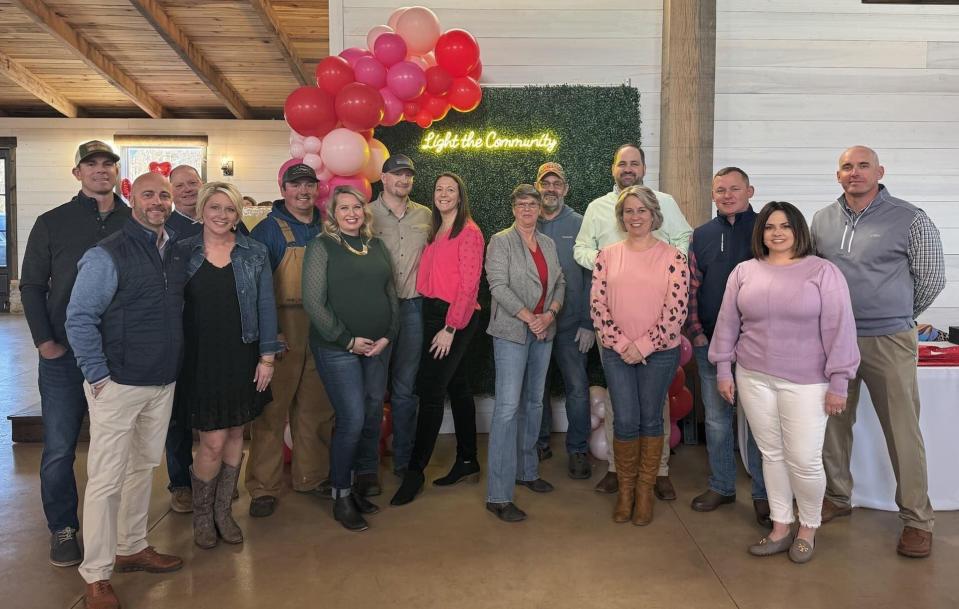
[424,94,451,121]
[316,56,355,96]
[668,366,686,398]
[434,29,480,77]
[425,65,453,96]
[334,82,385,131]
[358,128,375,141]
[447,77,482,112]
[403,100,421,118]
[414,110,433,129]
[120,178,132,198]
[670,387,694,422]
[468,59,483,81]
[285,86,337,137]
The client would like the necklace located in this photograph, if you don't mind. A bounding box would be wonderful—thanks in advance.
[339,233,369,256]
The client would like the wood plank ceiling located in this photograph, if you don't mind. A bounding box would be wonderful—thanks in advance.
[0,0,329,118]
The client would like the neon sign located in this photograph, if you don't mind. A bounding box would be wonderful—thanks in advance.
[420,130,558,154]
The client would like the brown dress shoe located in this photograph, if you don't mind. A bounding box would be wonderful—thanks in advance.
[897,526,932,558]
[691,489,736,512]
[821,498,852,523]
[654,476,676,501]
[114,546,183,573]
[593,471,618,494]
[85,580,120,609]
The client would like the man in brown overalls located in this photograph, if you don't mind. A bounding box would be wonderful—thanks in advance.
[247,163,334,517]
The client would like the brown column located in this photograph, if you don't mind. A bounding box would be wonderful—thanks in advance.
[659,0,716,227]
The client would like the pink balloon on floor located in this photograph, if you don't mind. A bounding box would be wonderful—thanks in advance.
[679,335,693,367]
[590,413,602,431]
[589,385,608,419]
[670,421,682,449]
[589,427,609,462]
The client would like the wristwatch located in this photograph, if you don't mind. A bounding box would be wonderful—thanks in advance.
[444,325,455,334]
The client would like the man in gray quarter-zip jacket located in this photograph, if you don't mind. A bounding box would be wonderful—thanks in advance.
[811,145,945,559]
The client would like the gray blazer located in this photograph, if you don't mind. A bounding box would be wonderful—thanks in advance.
[485,225,566,344]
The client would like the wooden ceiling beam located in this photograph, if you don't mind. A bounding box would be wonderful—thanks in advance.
[249,0,311,86]
[0,49,78,117]
[129,0,254,119]
[10,0,167,118]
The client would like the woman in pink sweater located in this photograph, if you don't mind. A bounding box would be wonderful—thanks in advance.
[709,201,860,564]
[391,173,485,506]
[591,185,688,527]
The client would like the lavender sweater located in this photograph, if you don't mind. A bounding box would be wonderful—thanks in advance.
[708,256,860,396]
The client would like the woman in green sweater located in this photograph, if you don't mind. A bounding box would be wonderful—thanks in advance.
[303,185,398,532]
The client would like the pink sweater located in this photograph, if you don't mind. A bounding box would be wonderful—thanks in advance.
[591,240,688,357]
[708,256,861,396]
[415,220,484,329]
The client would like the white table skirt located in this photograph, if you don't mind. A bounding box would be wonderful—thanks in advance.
[738,365,959,511]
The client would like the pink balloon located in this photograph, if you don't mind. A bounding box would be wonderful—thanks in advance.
[590,413,601,431]
[379,87,404,126]
[353,56,388,89]
[320,128,370,177]
[366,24,393,51]
[329,174,373,203]
[670,421,682,449]
[395,6,442,55]
[361,138,390,183]
[374,33,408,68]
[589,385,608,419]
[589,427,609,461]
[302,153,323,171]
[387,6,410,30]
[423,51,437,67]
[317,167,334,183]
[339,47,372,68]
[303,136,322,154]
[289,130,305,146]
[290,142,306,159]
[277,158,303,189]
[679,335,693,367]
[386,61,426,101]
[406,54,429,71]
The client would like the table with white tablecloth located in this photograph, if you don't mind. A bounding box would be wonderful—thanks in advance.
[738,365,959,511]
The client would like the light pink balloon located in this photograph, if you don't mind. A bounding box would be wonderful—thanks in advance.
[290,142,306,159]
[329,174,373,203]
[387,7,410,31]
[318,167,334,183]
[289,130,305,146]
[366,24,394,51]
[320,128,370,177]
[590,413,601,431]
[395,6,441,55]
[361,138,390,183]
[423,51,437,67]
[353,56,388,89]
[339,46,372,68]
[406,54,429,71]
[303,136,322,154]
[373,33,408,68]
[302,153,323,171]
[277,158,303,190]
[589,427,609,461]
[386,60,426,101]
[379,87,404,126]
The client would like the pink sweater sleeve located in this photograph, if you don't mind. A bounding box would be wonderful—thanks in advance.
[635,250,689,357]
[445,224,484,329]
[708,263,744,382]
[818,262,861,396]
[590,248,629,352]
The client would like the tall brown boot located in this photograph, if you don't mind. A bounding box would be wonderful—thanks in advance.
[214,456,244,544]
[633,435,664,526]
[612,438,640,523]
[191,467,218,549]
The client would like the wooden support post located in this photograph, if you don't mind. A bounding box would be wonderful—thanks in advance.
[659,0,716,227]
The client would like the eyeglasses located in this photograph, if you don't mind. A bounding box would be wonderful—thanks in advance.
[537,179,565,189]
[513,202,541,210]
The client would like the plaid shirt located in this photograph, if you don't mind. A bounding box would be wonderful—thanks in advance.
[684,246,705,340]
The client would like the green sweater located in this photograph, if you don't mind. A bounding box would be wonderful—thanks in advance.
[302,232,399,351]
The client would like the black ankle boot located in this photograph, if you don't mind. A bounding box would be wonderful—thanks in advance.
[433,459,480,487]
[351,492,380,515]
[333,495,369,532]
[390,470,425,506]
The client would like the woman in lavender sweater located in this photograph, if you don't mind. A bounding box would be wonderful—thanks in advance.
[709,201,860,564]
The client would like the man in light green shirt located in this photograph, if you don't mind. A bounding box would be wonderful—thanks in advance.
[574,143,692,498]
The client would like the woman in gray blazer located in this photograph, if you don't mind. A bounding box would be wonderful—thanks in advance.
[484,184,566,522]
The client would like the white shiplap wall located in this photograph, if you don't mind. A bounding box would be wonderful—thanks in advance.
[713,0,959,329]
[331,0,664,186]
[2,118,290,275]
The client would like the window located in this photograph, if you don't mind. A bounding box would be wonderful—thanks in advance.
[113,135,209,191]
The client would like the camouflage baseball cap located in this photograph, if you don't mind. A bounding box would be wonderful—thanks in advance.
[75,140,120,166]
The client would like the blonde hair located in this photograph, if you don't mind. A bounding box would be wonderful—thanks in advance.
[196,181,245,220]
[615,185,663,232]
[324,185,373,240]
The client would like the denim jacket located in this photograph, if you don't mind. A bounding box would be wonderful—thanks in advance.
[178,231,281,355]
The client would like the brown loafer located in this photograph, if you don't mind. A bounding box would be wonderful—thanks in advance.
[691,489,735,512]
[593,471,618,494]
[654,476,676,501]
[897,526,932,558]
[114,546,183,573]
[821,498,852,523]
[84,580,120,609]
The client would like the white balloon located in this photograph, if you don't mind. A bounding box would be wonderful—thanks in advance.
[303,136,322,154]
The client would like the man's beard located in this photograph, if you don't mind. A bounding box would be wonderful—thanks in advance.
[542,195,564,214]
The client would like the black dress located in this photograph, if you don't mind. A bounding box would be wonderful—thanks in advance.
[175,259,266,431]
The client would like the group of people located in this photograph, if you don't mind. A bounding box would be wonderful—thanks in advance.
[20,139,943,609]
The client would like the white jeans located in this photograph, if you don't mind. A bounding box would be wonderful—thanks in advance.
[78,381,175,583]
[736,367,828,528]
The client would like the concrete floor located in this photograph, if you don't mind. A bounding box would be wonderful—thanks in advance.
[1,314,957,609]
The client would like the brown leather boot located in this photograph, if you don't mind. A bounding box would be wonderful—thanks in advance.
[633,435,664,526]
[190,467,218,549]
[84,580,120,609]
[612,439,640,523]
[214,457,244,544]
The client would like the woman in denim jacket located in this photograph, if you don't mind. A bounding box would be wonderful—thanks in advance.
[174,181,280,549]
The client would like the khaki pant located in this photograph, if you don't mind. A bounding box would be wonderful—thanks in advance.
[246,306,334,496]
[823,328,934,531]
[78,381,175,583]
[605,396,671,475]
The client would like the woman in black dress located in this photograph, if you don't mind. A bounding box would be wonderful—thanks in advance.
[175,181,281,548]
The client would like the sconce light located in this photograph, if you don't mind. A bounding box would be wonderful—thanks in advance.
[221,158,234,176]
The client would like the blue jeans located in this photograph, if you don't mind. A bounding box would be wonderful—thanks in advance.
[312,345,392,490]
[538,326,590,454]
[487,332,553,503]
[601,346,679,440]
[38,349,89,533]
[384,298,423,473]
[694,345,767,499]
[164,411,193,490]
